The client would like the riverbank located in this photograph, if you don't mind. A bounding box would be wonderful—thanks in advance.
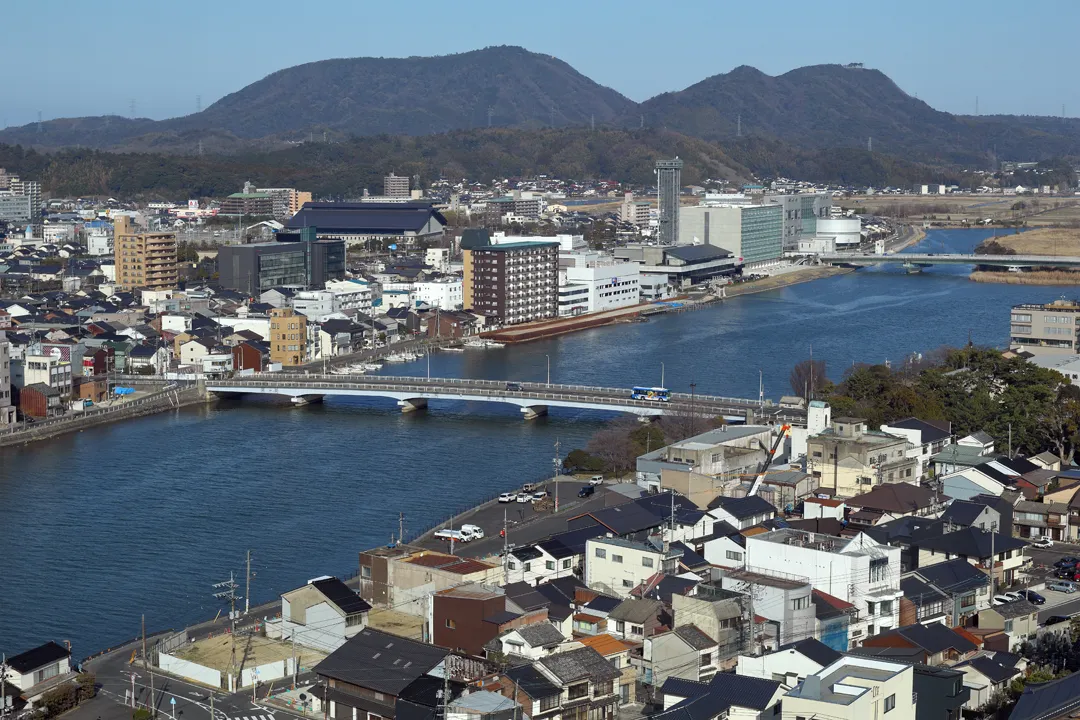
[970,270,1080,285]
[724,265,853,298]
[0,385,209,447]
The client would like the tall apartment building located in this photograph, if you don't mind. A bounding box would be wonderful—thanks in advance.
[619,192,651,226]
[679,204,784,266]
[0,194,33,223]
[484,193,543,226]
[6,176,41,219]
[0,332,14,425]
[113,216,178,291]
[269,307,307,366]
[655,158,683,245]
[460,229,558,325]
[256,187,313,218]
[384,173,410,198]
[1010,299,1080,356]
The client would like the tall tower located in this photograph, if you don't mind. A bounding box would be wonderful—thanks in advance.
[655,158,683,245]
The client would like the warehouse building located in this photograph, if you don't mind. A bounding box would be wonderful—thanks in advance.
[287,202,446,246]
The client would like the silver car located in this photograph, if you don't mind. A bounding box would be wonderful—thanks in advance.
[1048,581,1076,594]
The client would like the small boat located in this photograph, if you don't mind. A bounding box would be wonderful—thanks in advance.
[384,353,409,363]
[360,363,383,371]
[442,345,465,353]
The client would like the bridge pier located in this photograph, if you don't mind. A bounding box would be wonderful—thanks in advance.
[520,405,548,420]
[290,395,324,406]
[398,398,429,413]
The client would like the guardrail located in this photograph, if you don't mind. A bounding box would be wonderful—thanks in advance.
[0,384,198,438]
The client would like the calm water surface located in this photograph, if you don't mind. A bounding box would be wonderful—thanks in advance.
[1,228,1073,655]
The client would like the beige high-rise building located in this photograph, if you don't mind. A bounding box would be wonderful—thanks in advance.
[269,307,307,366]
[113,216,178,291]
[384,173,410,198]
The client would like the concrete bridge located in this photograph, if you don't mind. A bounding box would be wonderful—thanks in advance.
[821,252,1080,272]
[205,374,807,424]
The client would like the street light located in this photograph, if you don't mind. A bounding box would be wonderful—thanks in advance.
[546,354,551,385]
[661,362,665,388]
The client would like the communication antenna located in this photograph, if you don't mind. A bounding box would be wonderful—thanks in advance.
[550,105,556,127]
[737,114,741,137]
[198,139,203,156]
[640,114,644,129]
[867,136,872,153]
[487,107,494,127]
[37,111,42,134]
[130,99,136,118]
[975,96,979,116]
[196,95,202,113]
[590,114,595,131]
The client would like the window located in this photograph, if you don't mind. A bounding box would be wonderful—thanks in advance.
[612,554,624,564]
[870,557,889,583]
[546,561,555,571]
[595,548,607,559]
[726,551,743,561]
[867,601,876,616]
[445,619,456,629]
[622,579,634,588]
[523,563,531,572]
[616,620,625,633]
[791,595,810,611]
[885,694,896,713]
[642,557,654,568]
[562,559,572,569]
[567,683,589,701]
[880,600,893,615]
[1005,619,1014,632]
[539,695,560,712]
[699,653,712,667]
[361,566,371,579]
[595,680,614,696]
[508,561,517,570]
[631,625,643,635]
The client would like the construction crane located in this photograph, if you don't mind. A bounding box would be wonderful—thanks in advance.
[748,424,791,497]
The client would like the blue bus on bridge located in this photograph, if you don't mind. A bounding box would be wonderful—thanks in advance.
[631,386,670,402]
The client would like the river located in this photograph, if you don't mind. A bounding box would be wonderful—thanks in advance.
[0,228,1072,657]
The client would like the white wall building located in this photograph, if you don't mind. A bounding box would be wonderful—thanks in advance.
[783,657,915,720]
[86,226,114,256]
[23,354,73,396]
[747,529,902,646]
[425,247,451,273]
[816,218,861,248]
[0,332,14,424]
[414,278,463,309]
[491,231,586,253]
[557,257,641,316]
[324,279,373,315]
[585,537,677,598]
[291,290,338,321]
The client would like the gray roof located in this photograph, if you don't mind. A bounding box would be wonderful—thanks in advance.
[608,598,663,624]
[514,622,565,648]
[994,599,1038,619]
[538,647,622,684]
[664,244,733,263]
[968,431,995,444]
[673,624,716,650]
[1011,670,1080,720]
[314,628,447,696]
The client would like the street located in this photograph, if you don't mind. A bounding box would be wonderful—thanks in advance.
[84,639,312,720]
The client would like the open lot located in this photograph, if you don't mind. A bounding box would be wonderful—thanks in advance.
[175,634,325,673]
[982,226,1080,256]
[368,608,426,640]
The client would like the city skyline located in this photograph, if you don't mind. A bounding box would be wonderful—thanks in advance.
[3,0,1079,128]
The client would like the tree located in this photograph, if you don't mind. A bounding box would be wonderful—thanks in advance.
[587,423,641,478]
[564,449,603,472]
[790,358,827,401]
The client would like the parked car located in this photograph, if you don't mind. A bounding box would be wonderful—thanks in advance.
[1045,615,1072,624]
[1003,591,1025,602]
[992,594,1013,605]
[1055,567,1077,579]
[589,475,605,485]
[498,492,516,503]
[1024,590,1046,605]
[578,486,595,498]
[1048,581,1077,594]
[532,490,548,501]
[459,524,484,540]
[1033,536,1054,548]
[516,492,532,503]
[1055,556,1079,568]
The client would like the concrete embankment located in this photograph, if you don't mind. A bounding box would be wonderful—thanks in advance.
[0,385,209,447]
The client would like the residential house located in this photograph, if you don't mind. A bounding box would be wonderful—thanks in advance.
[18,383,63,418]
[584,537,679,598]
[957,431,995,454]
[484,622,565,662]
[806,416,917,498]
[1008,665,1080,720]
[314,628,448,720]
[179,337,215,366]
[575,634,636,705]
[432,583,549,657]
[861,623,979,665]
[975,600,1039,652]
[232,340,270,372]
[500,647,622,720]
[670,583,746,655]
[1029,451,1062,471]
[754,469,817,511]
[917,527,1029,587]
[880,417,954,480]
[931,444,993,477]
[699,521,748,569]
[909,664,970,720]
[707,495,776,531]
[606,598,665,644]
[1012,500,1070,541]
[505,526,604,586]
[2,641,73,707]
[955,653,1023,712]
[745,529,903,645]
[911,558,993,623]
[654,673,784,720]
[783,657,916,720]
[812,589,857,652]
[501,578,585,640]
[719,569,816,650]
[127,344,169,374]
[357,545,501,617]
[277,576,372,652]
[639,625,719,689]
[843,483,947,528]
[940,500,1000,533]
[736,638,843,689]
[446,690,520,720]
[635,425,776,489]
[899,574,951,625]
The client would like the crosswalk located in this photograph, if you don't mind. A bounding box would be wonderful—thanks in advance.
[230,714,274,720]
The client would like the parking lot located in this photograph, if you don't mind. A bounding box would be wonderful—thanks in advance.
[1018,542,1080,622]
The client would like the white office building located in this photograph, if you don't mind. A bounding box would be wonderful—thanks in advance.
[491,231,586,253]
[324,279,373,315]
[86,226,113,256]
[413,278,463,310]
[425,247,451,273]
[816,218,861,248]
[557,256,640,316]
[291,290,338,321]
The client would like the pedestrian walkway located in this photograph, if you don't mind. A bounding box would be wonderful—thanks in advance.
[227,713,276,720]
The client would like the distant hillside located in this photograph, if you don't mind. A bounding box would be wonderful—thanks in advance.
[639,64,1080,164]
[0,46,636,150]
[0,129,750,199]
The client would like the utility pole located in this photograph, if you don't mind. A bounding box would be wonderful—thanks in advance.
[2,653,7,718]
[502,507,509,583]
[143,614,156,718]
[690,382,697,436]
[399,512,405,545]
[245,550,252,614]
[213,572,241,691]
[553,439,561,513]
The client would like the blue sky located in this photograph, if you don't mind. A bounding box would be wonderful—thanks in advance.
[4,0,1077,128]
